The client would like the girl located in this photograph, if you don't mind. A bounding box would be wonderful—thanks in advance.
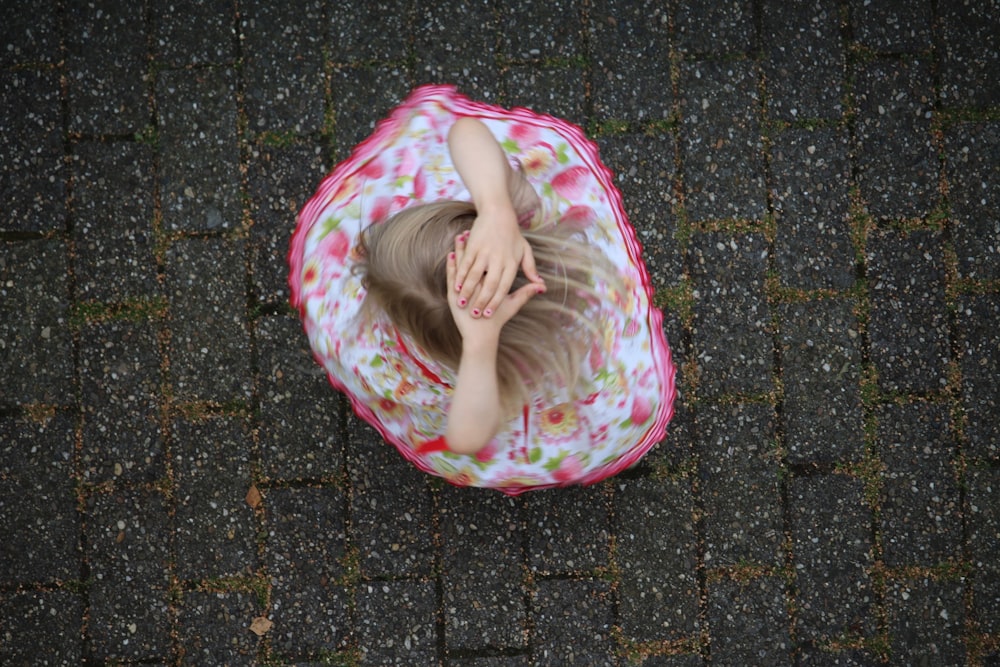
[289,86,675,494]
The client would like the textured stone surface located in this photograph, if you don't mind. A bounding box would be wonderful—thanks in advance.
[780,299,863,464]
[789,475,874,643]
[866,228,949,393]
[1,1,996,662]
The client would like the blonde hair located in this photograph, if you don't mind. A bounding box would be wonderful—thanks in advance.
[355,201,620,414]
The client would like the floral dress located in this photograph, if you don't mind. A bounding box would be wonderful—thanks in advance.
[289,85,676,495]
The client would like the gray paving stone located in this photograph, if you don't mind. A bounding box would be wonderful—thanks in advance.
[347,413,436,578]
[241,0,325,135]
[796,647,880,666]
[525,485,609,575]
[502,65,587,129]
[412,1,501,98]
[854,58,937,221]
[589,0,672,122]
[849,0,932,53]
[0,69,64,233]
[329,65,414,162]
[157,67,241,232]
[173,416,258,580]
[152,0,236,67]
[706,575,791,665]
[596,132,683,290]
[439,487,526,650]
[0,0,60,67]
[248,142,328,305]
[71,141,160,301]
[885,577,965,665]
[531,579,615,666]
[0,240,73,405]
[761,0,844,121]
[770,127,855,290]
[689,232,772,397]
[256,314,344,480]
[86,488,172,662]
[958,293,1000,459]
[641,388,692,473]
[0,590,84,666]
[166,238,251,402]
[265,486,350,654]
[675,0,755,54]
[789,474,874,643]
[79,320,164,484]
[697,403,783,567]
[968,467,1000,635]
[65,0,149,134]
[327,0,414,63]
[679,59,766,222]
[177,590,261,666]
[0,413,78,585]
[614,476,699,642]
[866,228,949,394]
[355,581,438,665]
[945,122,1000,281]
[878,403,961,568]
[780,299,864,464]
[500,0,583,61]
[939,2,1000,109]
[634,656,703,667]
[450,658,530,667]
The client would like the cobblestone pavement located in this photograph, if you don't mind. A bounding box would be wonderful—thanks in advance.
[2,0,998,664]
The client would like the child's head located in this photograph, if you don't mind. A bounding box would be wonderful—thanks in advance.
[355,201,617,412]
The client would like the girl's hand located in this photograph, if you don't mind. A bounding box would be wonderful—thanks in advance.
[448,232,544,340]
[454,205,544,319]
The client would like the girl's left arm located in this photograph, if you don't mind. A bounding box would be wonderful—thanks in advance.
[443,232,543,454]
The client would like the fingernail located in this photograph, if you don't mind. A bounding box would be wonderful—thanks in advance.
[448,252,455,260]
[458,297,467,307]
[483,308,492,317]
[455,283,462,292]
[471,308,480,317]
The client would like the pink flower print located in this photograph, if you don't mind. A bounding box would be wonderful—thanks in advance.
[560,205,598,230]
[360,158,385,179]
[630,394,653,425]
[509,122,540,148]
[395,147,419,178]
[520,146,554,176]
[551,166,590,200]
[552,454,584,483]
[413,167,427,199]
[318,229,350,263]
[623,317,642,337]
[475,441,498,463]
[369,196,392,223]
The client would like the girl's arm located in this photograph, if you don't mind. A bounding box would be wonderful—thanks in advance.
[448,118,544,320]
[443,231,543,454]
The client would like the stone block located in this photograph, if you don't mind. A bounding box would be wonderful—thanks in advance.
[780,299,863,464]
[80,320,164,484]
[0,413,78,585]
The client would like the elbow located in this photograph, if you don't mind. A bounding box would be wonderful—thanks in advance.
[445,436,489,456]
[444,425,499,456]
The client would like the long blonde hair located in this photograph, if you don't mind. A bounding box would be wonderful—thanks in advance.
[355,201,619,413]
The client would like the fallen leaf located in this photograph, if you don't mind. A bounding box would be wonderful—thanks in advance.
[249,616,273,636]
[245,485,262,509]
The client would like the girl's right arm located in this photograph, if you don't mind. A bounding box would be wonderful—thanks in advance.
[448,118,544,319]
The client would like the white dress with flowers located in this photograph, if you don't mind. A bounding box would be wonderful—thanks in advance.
[289,85,675,495]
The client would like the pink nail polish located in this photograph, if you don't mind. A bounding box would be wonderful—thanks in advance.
[483,308,492,317]
[458,297,467,307]
[455,283,462,292]
[471,309,480,317]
